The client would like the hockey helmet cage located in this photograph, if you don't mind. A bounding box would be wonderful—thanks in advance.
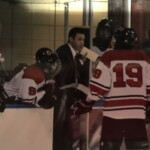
[113,27,138,49]
[35,47,61,75]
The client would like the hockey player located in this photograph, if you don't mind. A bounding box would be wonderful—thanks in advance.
[92,18,114,56]
[0,47,61,112]
[72,27,150,150]
[86,18,114,149]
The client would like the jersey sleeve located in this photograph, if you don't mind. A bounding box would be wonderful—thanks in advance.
[88,61,111,101]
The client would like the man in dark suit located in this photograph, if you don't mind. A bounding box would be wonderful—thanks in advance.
[53,27,90,150]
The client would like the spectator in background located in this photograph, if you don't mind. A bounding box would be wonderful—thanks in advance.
[88,18,114,150]
[53,27,90,150]
[92,18,114,56]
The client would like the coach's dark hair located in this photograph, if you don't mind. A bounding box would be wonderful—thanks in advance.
[68,27,85,40]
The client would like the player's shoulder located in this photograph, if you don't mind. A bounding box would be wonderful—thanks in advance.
[101,49,150,67]
[131,49,150,63]
[22,64,45,84]
[102,48,114,56]
[103,49,149,59]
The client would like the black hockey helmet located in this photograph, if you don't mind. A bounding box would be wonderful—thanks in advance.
[96,18,114,38]
[36,47,58,64]
[93,18,114,51]
[35,47,61,76]
[113,27,138,49]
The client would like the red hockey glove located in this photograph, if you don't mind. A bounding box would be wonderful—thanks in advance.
[70,98,95,116]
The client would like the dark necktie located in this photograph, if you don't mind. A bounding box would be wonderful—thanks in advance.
[74,53,81,84]
[74,53,85,83]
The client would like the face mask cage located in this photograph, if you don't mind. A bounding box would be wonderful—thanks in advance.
[36,51,61,76]
[43,58,61,76]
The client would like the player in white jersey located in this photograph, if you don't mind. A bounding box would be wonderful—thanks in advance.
[71,27,150,150]
[0,47,61,112]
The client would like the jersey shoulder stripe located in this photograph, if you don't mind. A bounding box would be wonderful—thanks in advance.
[90,80,110,90]
[101,49,150,67]
[104,98,146,108]
[22,64,45,84]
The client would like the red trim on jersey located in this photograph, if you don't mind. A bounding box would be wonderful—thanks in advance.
[89,84,107,96]
[104,99,146,107]
[101,49,150,68]
[22,64,45,84]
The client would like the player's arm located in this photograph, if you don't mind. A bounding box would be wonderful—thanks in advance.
[70,96,95,115]
[71,61,111,115]
[88,61,111,100]
[18,79,57,109]
[37,81,57,109]
[70,84,95,115]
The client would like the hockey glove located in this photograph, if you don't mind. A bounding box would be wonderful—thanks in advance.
[38,93,57,109]
[38,82,58,109]
[70,98,95,115]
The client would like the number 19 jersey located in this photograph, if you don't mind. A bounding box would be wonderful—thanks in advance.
[88,49,150,119]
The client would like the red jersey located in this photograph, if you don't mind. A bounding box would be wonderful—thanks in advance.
[88,49,150,119]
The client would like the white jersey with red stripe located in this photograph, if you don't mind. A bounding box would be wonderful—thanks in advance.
[3,64,49,105]
[88,49,150,119]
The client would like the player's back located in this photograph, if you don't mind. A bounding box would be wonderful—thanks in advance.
[3,64,45,98]
[99,49,150,119]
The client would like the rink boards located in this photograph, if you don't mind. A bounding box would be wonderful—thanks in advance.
[0,103,150,150]
[0,104,53,150]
